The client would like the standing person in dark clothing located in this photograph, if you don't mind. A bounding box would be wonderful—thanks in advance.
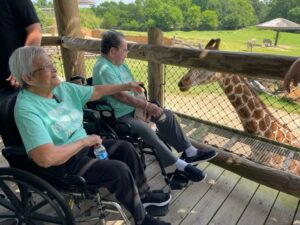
[0,0,42,101]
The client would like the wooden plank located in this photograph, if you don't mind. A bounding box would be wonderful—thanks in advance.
[53,0,86,80]
[61,37,298,80]
[180,170,240,225]
[209,177,259,225]
[237,185,278,225]
[163,164,224,225]
[147,28,164,105]
[265,192,299,225]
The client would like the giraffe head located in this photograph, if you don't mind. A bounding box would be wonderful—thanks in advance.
[178,38,221,92]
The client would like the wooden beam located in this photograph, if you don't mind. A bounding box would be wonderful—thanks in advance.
[41,36,61,46]
[61,37,297,80]
[148,28,164,105]
[191,140,300,198]
[53,0,86,80]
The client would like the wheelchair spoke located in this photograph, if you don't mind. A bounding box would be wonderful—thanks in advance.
[0,178,22,211]
[0,194,15,211]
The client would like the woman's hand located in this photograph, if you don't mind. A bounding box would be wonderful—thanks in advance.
[145,102,163,118]
[128,82,143,93]
[6,74,20,88]
[84,134,102,147]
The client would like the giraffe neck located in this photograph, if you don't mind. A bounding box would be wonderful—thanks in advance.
[217,73,299,146]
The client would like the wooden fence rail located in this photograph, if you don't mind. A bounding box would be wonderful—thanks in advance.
[45,36,299,80]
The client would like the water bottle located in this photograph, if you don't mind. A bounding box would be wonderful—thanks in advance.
[94,145,108,160]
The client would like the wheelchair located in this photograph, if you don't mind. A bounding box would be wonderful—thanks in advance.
[0,91,130,225]
[86,79,190,190]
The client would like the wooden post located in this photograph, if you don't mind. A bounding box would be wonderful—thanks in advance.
[148,28,164,106]
[53,0,85,80]
[274,30,279,46]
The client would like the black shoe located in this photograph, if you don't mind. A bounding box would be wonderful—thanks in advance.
[140,214,171,225]
[141,191,171,208]
[184,146,217,163]
[179,164,207,182]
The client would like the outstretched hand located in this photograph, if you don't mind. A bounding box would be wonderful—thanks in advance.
[284,58,300,93]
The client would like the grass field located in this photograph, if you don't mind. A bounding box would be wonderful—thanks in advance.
[121,26,300,56]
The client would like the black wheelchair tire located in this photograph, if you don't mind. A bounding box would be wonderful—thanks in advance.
[0,167,75,225]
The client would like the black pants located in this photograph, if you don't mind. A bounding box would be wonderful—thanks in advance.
[63,139,149,224]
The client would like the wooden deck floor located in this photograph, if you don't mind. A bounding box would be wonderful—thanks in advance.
[145,156,300,225]
[1,138,300,225]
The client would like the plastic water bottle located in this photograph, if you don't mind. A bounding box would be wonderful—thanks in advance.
[94,145,108,160]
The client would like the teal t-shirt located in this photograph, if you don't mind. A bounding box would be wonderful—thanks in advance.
[92,57,135,118]
[14,82,93,152]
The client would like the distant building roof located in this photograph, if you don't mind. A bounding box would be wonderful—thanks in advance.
[256,18,300,30]
[78,0,95,5]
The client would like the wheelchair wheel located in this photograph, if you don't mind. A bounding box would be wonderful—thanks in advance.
[0,168,74,225]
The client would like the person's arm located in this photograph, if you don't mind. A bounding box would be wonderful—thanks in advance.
[28,134,102,168]
[284,58,300,92]
[24,23,42,46]
[89,82,143,101]
[112,92,163,118]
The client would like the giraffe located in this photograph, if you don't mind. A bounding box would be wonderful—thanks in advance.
[178,38,300,175]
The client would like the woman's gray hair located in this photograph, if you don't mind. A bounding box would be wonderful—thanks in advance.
[8,46,47,87]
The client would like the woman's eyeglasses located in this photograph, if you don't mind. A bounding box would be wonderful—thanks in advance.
[31,62,55,75]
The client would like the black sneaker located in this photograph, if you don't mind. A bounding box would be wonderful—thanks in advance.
[179,164,207,182]
[184,146,217,163]
[141,191,171,208]
[140,214,171,225]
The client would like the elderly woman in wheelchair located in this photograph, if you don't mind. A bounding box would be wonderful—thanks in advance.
[92,30,218,183]
[0,46,171,225]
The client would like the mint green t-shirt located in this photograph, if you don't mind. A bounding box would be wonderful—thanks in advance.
[14,82,93,152]
[92,57,135,118]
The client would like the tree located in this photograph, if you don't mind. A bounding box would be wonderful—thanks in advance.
[288,7,300,24]
[101,12,118,29]
[79,9,101,29]
[221,0,257,29]
[200,10,218,30]
[184,6,202,30]
[266,0,300,20]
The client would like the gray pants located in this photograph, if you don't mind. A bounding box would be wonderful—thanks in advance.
[117,109,191,167]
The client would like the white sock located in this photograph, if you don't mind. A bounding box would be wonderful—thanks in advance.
[175,159,188,171]
[185,145,198,157]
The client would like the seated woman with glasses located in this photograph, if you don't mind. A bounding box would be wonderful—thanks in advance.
[8,46,171,225]
[92,30,218,183]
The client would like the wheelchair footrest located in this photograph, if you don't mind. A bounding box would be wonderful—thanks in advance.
[167,170,189,190]
[146,204,169,217]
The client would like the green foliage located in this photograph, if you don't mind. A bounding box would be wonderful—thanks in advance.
[200,10,218,30]
[184,6,202,30]
[266,0,300,20]
[79,9,101,29]
[34,0,300,32]
[101,12,118,29]
[34,6,54,33]
[288,7,300,24]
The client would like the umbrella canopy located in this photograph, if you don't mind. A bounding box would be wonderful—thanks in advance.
[256,18,300,46]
